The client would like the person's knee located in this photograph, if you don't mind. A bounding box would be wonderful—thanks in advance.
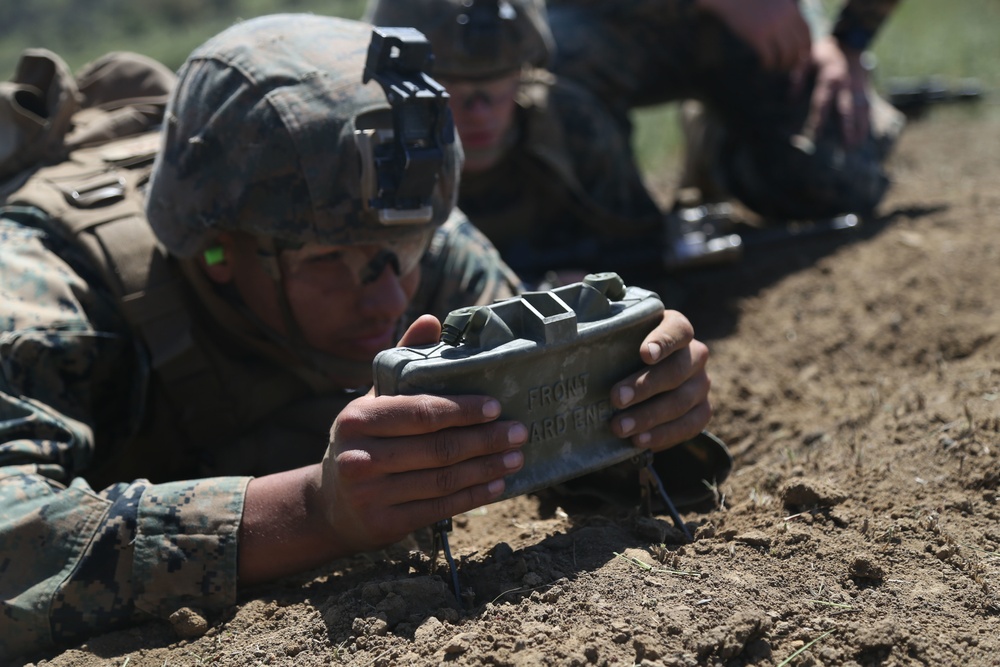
[722,137,890,220]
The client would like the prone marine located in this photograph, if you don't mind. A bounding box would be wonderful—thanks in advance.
[0,13,712,658]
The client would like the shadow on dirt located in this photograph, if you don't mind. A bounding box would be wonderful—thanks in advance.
[637,202,950,342]
[285,504,706,651]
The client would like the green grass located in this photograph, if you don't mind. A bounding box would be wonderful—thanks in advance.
[632,106,684,178]
[873,0,1000,88]
[0,0,366,74]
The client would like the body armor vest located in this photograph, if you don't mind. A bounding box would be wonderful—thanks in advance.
[5,132,351,485]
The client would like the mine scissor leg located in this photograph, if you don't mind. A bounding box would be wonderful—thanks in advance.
[432,518,463,603]
[638,450,693,542]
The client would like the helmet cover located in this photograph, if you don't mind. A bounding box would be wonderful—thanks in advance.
[146,13,461,258]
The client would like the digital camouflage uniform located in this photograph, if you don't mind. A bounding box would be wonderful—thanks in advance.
[0,14,519,659]
[546,0,906,220]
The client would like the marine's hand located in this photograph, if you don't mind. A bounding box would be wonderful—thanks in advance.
[609,309,711,451]
[237,316,526,585]
[800,35,870,147]
[318,315,526,554]
[698,0,811,71]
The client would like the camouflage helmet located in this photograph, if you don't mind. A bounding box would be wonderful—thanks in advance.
[364,0,554,81]
[146,14,460,259]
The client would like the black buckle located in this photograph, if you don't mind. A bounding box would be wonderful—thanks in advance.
[62,174,126,208]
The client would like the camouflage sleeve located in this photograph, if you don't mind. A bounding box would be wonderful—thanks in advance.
[547,78,663,235]
[0,211,248,659]
[833,0,902,50]
[408,208,524,323]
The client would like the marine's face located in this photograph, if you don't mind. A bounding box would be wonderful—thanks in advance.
[206,232,421,373]
[440,72,521,173]
[277,242,421,361]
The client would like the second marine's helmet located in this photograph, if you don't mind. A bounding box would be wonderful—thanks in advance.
[364,0,554,80]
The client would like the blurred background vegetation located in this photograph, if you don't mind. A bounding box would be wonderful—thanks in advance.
[0,0,366,71]
[1,0,996,175]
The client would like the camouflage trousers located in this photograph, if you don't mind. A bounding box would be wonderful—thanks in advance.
[546,0,905,221]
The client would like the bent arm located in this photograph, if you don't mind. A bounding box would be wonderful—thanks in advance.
[239,317,531,585]
[0,213,246,658]
[237,464,334,585]
[0,378,248,660]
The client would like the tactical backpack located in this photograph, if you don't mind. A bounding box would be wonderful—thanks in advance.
[1,48,176,198]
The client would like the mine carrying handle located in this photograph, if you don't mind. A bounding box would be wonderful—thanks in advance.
[440,272,628,349]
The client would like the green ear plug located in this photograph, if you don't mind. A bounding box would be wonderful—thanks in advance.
[203,246,226,266]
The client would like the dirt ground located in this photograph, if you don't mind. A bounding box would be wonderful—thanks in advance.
[20,104,1000,667]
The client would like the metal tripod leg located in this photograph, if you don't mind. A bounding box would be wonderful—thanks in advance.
[638,450,693,542]
[432,518,462,603]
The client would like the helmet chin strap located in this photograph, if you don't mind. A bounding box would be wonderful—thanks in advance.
[251,236,394,389]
